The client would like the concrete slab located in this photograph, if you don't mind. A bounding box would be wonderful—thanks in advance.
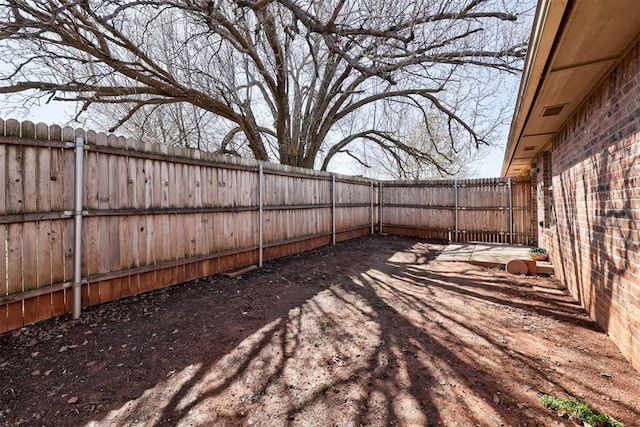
[438,244,475,261]
[436,242,554,275]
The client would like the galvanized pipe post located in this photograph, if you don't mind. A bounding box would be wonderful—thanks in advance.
[331,175,336,245]
[453,180,459,242]
[370,181,374,235]
[379,182,383,233]
[508,178,514,245]
[72,135,85,320]
[258,163,264,267]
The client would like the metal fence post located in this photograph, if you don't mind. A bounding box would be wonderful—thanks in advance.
[453,180,459,242]
[72,135,85,320]
[379,182,383,233]
[331,175,336,245]
[258,163,264,267]
[370,181,374,235]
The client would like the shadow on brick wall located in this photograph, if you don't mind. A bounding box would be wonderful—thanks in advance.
[590,148,637,332]
[556,139,637,341]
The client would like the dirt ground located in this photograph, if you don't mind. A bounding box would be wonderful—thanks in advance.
[1,235,639,426]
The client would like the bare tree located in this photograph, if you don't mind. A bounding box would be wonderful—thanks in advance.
[0,0,529,171]
[357,110,487,180]
[86,101,232,152]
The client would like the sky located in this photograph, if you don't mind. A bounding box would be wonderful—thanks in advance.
[0,0,532,181]
[4,99,71,127]
[1,97,514,179]
[470,144,508,178]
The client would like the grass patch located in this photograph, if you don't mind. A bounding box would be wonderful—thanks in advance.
[538,392,624,427]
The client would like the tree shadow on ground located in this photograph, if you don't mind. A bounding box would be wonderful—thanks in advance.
[1,235,638,426]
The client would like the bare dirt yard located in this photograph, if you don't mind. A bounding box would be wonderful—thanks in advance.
[1,235,639,426]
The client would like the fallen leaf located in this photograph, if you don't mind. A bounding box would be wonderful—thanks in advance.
[67,396,79,404]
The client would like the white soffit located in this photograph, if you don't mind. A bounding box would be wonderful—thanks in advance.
[502,0,640,177]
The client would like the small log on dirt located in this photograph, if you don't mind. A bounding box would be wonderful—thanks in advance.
[223,265,258,279]
[522,259,537,276]
[506,259,528,275]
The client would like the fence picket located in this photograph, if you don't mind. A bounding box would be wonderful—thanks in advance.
[0,224,6,330]
[7,224,23,296]
[0,145,5,215]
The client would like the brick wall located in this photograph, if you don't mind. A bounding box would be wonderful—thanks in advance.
[535,40,640,370]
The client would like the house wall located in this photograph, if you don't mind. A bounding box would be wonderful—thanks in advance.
[536,40,640,370]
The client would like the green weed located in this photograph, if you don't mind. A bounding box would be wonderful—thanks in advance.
[538,392,624,427]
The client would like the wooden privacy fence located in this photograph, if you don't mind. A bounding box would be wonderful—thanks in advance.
[380,178,535,245]
[0,119,376,333]
[1,118,534,333]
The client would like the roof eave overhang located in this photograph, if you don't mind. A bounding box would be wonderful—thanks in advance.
[501,0,567,177]
[501,0,640,177]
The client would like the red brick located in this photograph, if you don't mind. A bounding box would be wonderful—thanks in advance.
[536,40,640,370]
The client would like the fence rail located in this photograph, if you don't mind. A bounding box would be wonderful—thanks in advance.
[1,118,534,333]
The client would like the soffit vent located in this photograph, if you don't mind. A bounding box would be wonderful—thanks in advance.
[541,104,565,117]
[523,146,536,151]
